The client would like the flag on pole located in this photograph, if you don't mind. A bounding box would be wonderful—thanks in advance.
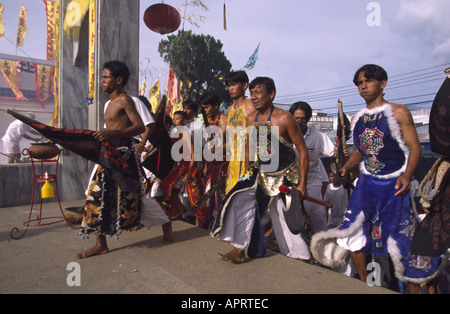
[16,6,27,47]
[240,43,260,72]
[171,80,189,116]
[139,76,146,96]
[166,65,180,117]
[148,77,161,113]
[0,3,5,39]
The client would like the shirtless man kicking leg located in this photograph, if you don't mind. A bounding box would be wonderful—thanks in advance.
[76,61,145,258]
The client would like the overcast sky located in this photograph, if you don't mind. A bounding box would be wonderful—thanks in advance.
[1,0,449,114]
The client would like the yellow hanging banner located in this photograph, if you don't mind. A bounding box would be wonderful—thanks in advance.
[0,59,26,100]
[87,0,96,102]
[148,79,161,114]
[44,0,58,61]
[50,0,60,127]
[16,5,27,47]
[35,64,54,107]
[0,3,5,39]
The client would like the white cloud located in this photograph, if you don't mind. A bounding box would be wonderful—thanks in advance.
[392,0,450,61]
[433,39,450,60]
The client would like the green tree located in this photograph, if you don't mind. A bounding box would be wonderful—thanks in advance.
[161,30,232,105]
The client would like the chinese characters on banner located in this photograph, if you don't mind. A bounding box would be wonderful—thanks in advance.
[44,0,59,62]
[16,5,27,47]
[0,59,26,100]
[35,64,54,108]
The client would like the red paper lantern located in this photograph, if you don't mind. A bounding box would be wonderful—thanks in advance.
[143,3,181,35]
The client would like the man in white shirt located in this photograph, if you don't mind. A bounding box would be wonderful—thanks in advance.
[2,113,41,163]
[289,101,335,233]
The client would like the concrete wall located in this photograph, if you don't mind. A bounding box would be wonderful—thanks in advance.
[0,0,140,207]
[58,0,141,203]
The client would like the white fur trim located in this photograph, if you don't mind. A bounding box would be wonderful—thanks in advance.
[387,237,450,284]
[310,212,365,269]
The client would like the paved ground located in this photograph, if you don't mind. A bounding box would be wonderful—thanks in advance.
[0,199,395,296]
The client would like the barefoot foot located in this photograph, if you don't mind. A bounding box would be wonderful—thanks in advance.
[217,248,245,263]
[75,234,109,259]
[75,245,109,259]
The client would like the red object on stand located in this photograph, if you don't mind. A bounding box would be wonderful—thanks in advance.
[9,149,79,239]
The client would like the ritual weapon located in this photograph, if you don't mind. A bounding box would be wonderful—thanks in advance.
[191,175,226,212]
[279,185,333,208]
[330,99,353,189]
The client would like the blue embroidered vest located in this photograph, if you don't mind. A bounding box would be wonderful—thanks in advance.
[353,104,407,177]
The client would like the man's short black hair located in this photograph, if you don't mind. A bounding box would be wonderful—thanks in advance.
[103,60,130,86]
[289,101,312,122]
[249,77,276,98]
[173,111,188,120]
[225,71,249,86]
[199,91,221,106]
[353,64,388,86]
[182,99,200,112]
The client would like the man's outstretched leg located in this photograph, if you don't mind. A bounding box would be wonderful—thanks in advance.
[75,233,109,259]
